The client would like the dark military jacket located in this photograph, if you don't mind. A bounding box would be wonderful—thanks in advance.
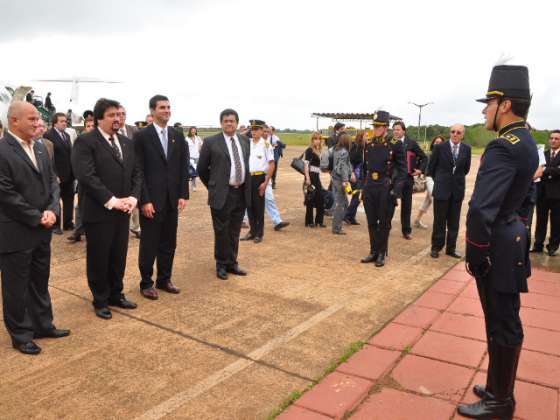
[466,120,538,293]
[362,136,407,197]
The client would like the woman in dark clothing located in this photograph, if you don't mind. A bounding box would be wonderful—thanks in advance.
[344,131,367,225]
[304,132,325,227]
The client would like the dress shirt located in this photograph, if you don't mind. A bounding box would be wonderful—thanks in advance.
[153,122,168,156]
[9,130,38,169]
[249,137,274,173]
[223,132,246,185]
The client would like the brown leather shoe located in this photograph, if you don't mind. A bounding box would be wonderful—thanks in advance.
[156,282,181,294]
[141,287,159,300]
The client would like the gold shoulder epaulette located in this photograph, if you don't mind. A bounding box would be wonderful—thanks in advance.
[502,133,520,145]
[390,138,398,145]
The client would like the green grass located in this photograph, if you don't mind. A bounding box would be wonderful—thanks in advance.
[266,341,366,419]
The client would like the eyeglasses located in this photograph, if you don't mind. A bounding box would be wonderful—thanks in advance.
[451,130,463,134]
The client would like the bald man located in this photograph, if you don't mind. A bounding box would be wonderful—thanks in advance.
[0,101,70,355]
[427,124,472,258]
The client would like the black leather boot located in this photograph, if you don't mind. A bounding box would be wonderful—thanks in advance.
[457,342,520,419]
[375,252,386,267]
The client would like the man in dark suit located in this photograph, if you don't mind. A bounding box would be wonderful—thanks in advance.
[197,109,251,280]
[533,130,560,256]
[72,98,142,319]
[44,112,74,234]
[428,124,471,258]
[392,121,427,239]
[0,101,70,355]
[134,95,189,300]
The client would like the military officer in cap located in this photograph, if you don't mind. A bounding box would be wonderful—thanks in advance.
[360,111,407,267]
[241,120,275,243]
[457,65,538,419]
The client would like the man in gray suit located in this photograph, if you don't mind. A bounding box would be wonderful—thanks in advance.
[117,105,141,239]
[197,109,251,280]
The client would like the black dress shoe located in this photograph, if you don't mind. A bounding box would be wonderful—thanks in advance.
[216,267,228,280]
[254,236,263,243]
[473,384,516,406]
[52,227,63,235]
[317,223,327,228]
[227,265,247,276]
[305,223,316,228]
[361,254,377,263]
[95,307,112,319]
[548,248,558,257]
[12,340,41,355]
[108,297,137,309]
[430,249,439,258]
[446,251,462,259]
[375,254,386,267]
[67,232,82,242]
[35,328,71,339]
[241,233,255,241]
[274,222,290,231]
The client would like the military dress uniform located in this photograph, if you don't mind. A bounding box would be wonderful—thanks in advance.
[243,120,274,243]
[360,111,407,267]
[458,65,539,419]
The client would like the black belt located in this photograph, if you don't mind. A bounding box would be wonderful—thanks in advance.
[229,184,244,189]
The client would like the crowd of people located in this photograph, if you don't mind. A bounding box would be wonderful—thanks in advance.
[0,63,557,419]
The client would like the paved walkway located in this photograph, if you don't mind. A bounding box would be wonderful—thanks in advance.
[278,264,560,420]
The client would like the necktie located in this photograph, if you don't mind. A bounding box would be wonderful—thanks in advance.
[109,135,122,161]
[161,129,168,157]
[452,144,459,161]
[230,137,243,185]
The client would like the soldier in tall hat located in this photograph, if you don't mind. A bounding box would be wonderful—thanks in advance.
[241,119,275,243]
[360,111,407,267]
[457,65,539,419]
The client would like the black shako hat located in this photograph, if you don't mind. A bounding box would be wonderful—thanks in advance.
[371,110,391,126]
[249,119,266,129]
[476,65,531,103]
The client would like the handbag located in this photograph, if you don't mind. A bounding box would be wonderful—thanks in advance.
[291,153,305,175]
[413,174,427,193]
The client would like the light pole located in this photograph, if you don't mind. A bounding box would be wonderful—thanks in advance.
[408,101,433,148]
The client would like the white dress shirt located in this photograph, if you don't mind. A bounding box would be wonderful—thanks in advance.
[249,137,274,173]
[153,122,168,155]
[9,130,38,169]
[223,133,246,186]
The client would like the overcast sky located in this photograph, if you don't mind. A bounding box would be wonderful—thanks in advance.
[1,0,558,130]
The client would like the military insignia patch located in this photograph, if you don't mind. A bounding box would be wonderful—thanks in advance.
[391,138,398,144]
[503,134,520,145]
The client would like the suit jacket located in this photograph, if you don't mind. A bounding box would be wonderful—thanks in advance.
[428,140,471,201]
[71,128,142,223]
[0,133,60,253]
[134,124,189,211]
[401,136,427,178]
[124,124,138,139]
[44,127,74,182]
[197,133,251,210]
[542,149,560,200]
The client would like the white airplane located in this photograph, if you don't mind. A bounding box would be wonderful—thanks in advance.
[0,77,121,128]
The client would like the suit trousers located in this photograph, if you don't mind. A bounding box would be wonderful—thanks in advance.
[363,185,395,255]
[400,178,413,235]
[85,216,130,308]
[534,197,560,251]
[210,187,245,269]
[0,237,54,344]
[476,277,523,347]
[57,180,75,229]
[431,198,462,253]
[139,206,178,289]
[247,174,266,238]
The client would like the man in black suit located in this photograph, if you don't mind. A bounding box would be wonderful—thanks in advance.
[197,109,251,280]
[44,112,75,234]
[392,121,427,239]
[134,95,189,300]
[0,101,70,355]
[533,130,560,256]
[72,98,142,319]
[428,124,471,258]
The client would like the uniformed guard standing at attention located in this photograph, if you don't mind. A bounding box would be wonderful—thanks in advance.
[457,65,538,419]
[241,120,275,243]
[360,111,407,267]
